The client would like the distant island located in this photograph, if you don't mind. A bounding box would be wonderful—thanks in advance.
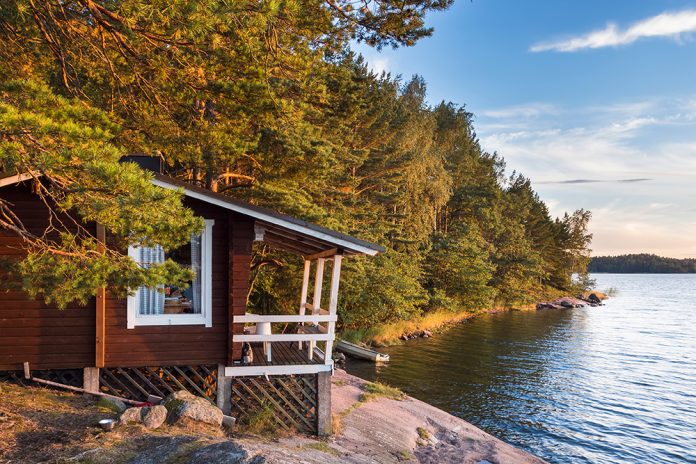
[589,254,696,273]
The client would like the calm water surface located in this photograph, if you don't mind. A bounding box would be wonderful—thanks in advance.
[346,274,696,463]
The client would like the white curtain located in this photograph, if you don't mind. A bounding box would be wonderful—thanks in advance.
[138,245,165,315]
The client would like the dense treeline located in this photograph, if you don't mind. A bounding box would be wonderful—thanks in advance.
[589,254,696,274]
[0,1,592,328]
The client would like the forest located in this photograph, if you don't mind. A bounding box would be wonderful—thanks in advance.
[0,1,592,331]
[589,254,696,274]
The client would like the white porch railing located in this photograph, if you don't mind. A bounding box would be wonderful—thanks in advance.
[234,313,336,324]
[225,253,342,378]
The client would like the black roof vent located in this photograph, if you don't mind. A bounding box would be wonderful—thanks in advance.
[119,154,163,173]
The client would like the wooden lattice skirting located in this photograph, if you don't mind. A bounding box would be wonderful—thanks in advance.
[99,365,219,403]
[230,374,318,434]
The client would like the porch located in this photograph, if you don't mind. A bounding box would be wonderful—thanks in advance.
[225,253,341,377]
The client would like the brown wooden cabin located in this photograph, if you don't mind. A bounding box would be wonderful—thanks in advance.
[0,165,383,434]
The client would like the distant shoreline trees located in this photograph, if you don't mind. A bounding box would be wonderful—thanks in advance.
[589,254,696,273]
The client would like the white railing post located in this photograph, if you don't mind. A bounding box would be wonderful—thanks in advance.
[324,255,342,366]
[298,259,311,349]
[309,258,325,359]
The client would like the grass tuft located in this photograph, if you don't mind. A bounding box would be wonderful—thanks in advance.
[331,412,343,435]
[241,403,279,436]
[416,426,429,440]
[360,381,405,403]
[397,449,413,461]
[302,441,342,457]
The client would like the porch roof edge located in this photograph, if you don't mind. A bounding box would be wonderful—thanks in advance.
[152,174,384,256]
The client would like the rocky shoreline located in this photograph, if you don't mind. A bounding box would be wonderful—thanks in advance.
[536,291,608,310]
[0,371,546,464]
[383,290,609,344]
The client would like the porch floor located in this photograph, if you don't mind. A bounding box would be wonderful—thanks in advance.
[247,341,322,367]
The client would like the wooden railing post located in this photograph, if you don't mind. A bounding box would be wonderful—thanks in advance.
[298,259,311,350]
[308,258,325,359]
[324,255,342,366]
[312,258,325,311]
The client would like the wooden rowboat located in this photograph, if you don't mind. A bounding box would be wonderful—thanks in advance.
[336,340,390,362]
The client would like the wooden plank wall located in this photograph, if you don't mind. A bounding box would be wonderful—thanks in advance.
[0,187,253,370]
[103,198,232,367]
[0,183,96,370]
[229,215,254,363]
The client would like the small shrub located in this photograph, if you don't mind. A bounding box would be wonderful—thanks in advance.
[416,426,429,440]
[243,403,278,436]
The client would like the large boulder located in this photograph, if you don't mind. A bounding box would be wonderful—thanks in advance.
[120,407,143,424]
[119,405,168,429]
[162,390,223,427]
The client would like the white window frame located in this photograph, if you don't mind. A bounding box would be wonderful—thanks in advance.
[127,219,214,329]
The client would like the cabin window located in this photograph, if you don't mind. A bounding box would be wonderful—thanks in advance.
[126,219,214,328]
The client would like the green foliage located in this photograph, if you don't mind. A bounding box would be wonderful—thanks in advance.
[425,225,496,312]
[0,79,200,307]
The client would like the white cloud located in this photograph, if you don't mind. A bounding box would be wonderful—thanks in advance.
[370,57,391,75]
[530,10,696,52]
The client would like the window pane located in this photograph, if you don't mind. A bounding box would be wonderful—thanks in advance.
[163,232,202,315]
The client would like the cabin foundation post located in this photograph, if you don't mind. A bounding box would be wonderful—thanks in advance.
[216,364,232,415]
[316,371,332,436]
[83,367,99,393]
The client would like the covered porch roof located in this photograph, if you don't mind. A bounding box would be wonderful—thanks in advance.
[152,174,384,257]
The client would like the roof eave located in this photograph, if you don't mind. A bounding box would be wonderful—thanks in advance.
[151,177,384,256]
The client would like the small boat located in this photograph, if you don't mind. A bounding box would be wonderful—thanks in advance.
[336,340,390,362]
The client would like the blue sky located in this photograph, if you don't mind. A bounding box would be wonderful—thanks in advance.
[356,0,696,258]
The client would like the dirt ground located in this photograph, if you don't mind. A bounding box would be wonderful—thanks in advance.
[0,371,545,464]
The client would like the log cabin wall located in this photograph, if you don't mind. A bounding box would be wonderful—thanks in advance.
[0,182,96,370]
[0,186,254,370]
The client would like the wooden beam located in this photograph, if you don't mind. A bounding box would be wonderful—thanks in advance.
[324,255,342,365]
[263,234,321,255]
[224,363,332,377]
[305,248,338,261]
[260,224,333,249]
[313,258,325,310]
[95,223,106,368]
[0,171,40,188]
[235,314,337,323]
[228,216,235,364]
[235,333,335,342]
[309,258,326,360]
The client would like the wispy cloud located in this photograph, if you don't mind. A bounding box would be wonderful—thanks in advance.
[481,103,557,119]
[537,178,653,185]
[530,10,696,52]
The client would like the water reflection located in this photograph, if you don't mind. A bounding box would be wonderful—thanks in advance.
[346,274,696,464]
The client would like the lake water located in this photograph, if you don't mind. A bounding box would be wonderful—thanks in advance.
[345,274,696,463]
